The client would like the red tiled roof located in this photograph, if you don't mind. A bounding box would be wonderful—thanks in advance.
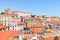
[48,19,57,23]
[58,36,60,40]
[39,17,46,20]
[33,24,43,28]
[10,21,24,25]
[2,14,17,17]
[0,24,5,29]
[0,30,21,40]
[47,36,54,40]
[31,28,43,33]
[43,36,54,40]
[23,34,36,39]
[35,18,40,21]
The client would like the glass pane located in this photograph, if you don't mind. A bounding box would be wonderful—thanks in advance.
[13,36,19,40]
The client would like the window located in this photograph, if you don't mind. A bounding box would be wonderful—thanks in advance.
[3,21,5,25]
[3,17,5,21]
[6,22,9,26]
[33,39,36,40]
[5,17,9,21]
[23,39,27,40]
[39,37,44,40]
[13,36,19,40]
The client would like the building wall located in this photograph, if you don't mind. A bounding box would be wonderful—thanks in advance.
[0,16,11,27]
[14,12,32,17]
[9,23,24,30]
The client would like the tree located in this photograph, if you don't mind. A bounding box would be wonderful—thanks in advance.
[1,12,5,14]
[31,15,36,17]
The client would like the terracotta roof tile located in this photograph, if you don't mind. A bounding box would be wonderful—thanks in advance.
[0,24,5,29]
[35,18,40,21]
[43,36,54,40]
[47,36,54,40]
[2,14,17,17]
[58,36,60,40]
[10,21,24,25]
[31,28,43,33]
[23,34,36,39]
[33,24,43,28]
[0,30,21,40]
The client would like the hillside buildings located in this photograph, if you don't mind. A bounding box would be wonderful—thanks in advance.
[0,8,60,40]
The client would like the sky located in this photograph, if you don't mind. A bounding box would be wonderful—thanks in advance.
[0,0,60,16]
